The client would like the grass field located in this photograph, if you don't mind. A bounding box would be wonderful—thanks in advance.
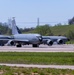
[0,66,74,75]
[50,25,74,36]
[0,52,74,65]
[0,52,74,74]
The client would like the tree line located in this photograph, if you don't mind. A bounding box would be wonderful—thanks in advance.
[0,23,11,35]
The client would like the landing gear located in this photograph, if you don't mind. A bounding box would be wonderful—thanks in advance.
[0,44,4,46]
[32,44,39,47]
[16,44,22,47]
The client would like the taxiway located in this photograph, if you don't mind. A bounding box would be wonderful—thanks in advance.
[0,44,74,52]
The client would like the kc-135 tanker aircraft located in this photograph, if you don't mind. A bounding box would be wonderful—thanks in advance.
[15,19,69,46]
[0,18,69,47]
[0,18,42,47]
[7,18,43,47]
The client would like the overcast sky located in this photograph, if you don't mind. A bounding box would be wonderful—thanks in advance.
[0,0,74,28]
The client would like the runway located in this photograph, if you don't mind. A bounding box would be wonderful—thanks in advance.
[0,44,74,52]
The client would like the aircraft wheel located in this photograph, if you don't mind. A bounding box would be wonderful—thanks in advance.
[32,44,39,47]
[0,44,4,46]
[16,44,22,47]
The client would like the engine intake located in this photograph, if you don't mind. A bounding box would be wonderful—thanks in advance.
[6,40,15,46]
[57,39,63,44]
[47,40,53,46]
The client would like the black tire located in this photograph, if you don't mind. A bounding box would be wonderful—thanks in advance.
[32,44,39,47]
[16,44,22,47]
[0,44,4,46]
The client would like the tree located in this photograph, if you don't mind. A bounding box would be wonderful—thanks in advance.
[0,23,11,35]
[35,25,53,36]
[66,30,74,40]
[68,17,74,25]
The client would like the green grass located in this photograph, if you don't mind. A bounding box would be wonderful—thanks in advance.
[50,25,74,36]
[0,52,74,65]
[66,40,74,44]
[0,65,74,75]
[0,52,74,74]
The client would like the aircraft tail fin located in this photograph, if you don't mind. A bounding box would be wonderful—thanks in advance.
[11,17,19,35]
[16,26,21,34]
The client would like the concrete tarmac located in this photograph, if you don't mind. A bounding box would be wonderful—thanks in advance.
[0,44,74,52]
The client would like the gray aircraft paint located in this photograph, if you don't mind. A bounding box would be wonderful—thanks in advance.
[11,17,19,35]
[42,36,69,45]
[8,18,42,47]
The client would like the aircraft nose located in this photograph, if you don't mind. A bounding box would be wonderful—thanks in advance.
[36,36,43,42]
[39,36,43,42]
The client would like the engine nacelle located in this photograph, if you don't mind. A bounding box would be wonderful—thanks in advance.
[6,40,15,46]
[47,40,53,46]
[57,39,64,44]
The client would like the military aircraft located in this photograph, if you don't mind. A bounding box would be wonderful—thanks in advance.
[6,18,42,47]
[14,22,69,46]
[15,24,69,46]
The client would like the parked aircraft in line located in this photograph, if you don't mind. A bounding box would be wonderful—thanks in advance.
[7,18,42,47]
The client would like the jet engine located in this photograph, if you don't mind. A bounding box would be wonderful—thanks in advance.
[57,39,64,44]
[6,40,15,46]
[47,40,53,46]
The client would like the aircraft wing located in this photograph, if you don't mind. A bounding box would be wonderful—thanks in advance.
[0,38,29,43]
[42,36,68,41]
[0,35,12,40]
[42,36,69,45]
[0,38,12,41]
[12,39,29,43]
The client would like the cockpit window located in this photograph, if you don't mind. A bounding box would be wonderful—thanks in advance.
[36,35,42,41]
